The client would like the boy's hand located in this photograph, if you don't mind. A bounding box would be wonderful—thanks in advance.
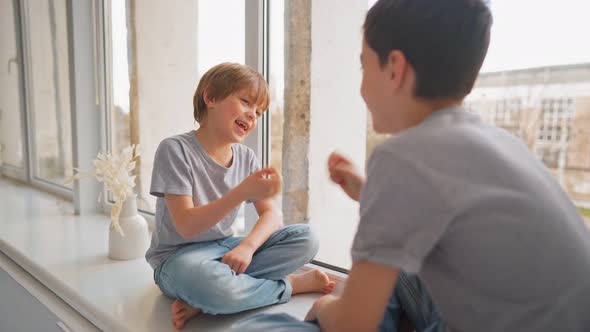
[304,294,338,321]
[221,244,255,274]
[238,168,282,201]
[328,152,365,201]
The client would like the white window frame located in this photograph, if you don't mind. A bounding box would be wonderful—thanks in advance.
[0,0,29,183]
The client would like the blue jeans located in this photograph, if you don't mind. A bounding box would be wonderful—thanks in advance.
[232,272,444,332]
[154,224,319,315]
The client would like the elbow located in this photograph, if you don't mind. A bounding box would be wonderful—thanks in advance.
[172,216,194,240]
[178,229,193,241]
[176,225,193,240]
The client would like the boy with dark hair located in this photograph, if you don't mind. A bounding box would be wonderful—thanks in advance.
[234,0,590,331]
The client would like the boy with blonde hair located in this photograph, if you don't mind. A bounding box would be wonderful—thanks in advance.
[147,63,334,329]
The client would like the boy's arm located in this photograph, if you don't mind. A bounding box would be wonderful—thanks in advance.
[166,168,280,240]
[221,198,282,274]
[165,186,246,239]
[240,198,283,250]
[308,261,399,332]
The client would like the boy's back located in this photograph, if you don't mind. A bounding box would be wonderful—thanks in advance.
[352,106,590,331]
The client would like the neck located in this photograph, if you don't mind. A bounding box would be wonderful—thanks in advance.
[401,98,462,130]
[195,126,234,167]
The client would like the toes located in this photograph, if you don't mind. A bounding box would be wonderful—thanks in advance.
[173,316,186,330]
[173,312,184,322]
[172,300,185,314]
[318,271,330,283]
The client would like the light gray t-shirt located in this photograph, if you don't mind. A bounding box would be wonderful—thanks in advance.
[145,131,260,269]
[352,106,590,332]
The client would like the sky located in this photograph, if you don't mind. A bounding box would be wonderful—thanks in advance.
[482,0,590,72]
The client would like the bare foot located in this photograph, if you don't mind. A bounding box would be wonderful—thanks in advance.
[288,269,336,295]
[171,299,201,330]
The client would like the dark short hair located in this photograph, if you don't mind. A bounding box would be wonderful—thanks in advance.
[364,0,492,99]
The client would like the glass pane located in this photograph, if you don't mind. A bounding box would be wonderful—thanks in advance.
[269,0,284,212]
[272,1,369,268]
[272,0,590,270]
[108,0,245,213]
[464,0,590,228]
[0,0,25,169]
[27,0,73,186]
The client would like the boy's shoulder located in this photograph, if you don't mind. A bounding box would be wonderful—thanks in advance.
[156,131,202,156]
[377,106,499,154]
[159,131,194,146]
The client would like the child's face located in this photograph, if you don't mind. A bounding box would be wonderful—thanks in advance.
[360,38,413,134]
[206,88,261,143]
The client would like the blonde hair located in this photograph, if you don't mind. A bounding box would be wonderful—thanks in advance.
[193,63,270,123]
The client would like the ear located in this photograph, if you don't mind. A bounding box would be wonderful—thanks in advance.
[386,50,409,91]
[203,87,216,107]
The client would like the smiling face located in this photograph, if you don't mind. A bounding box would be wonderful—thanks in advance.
[360,38,394,134]
[193,63,270,143]
[204,88,263,143]
[360,37,420,134]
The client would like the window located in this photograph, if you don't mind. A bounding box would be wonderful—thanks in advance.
[270,0,590,269]
[268,0,284,211]
[2,0,588,272]
[0,0,26,172]
[492,98,522,136]
[26,0,73,187]
[106,0,245,213]
[537,98,573,143]
[270,1,369,268]
[465,0,590,228]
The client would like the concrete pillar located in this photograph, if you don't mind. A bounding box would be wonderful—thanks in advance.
[282,0,312,225]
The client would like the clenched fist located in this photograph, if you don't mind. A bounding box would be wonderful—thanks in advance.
[327,152,365,202]
[237,168,282,201]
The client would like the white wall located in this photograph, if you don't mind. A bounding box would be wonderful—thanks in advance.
[133,0,199,206]
[309,0,368,268]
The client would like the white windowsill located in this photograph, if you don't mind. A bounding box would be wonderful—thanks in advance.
[0,178,346,332]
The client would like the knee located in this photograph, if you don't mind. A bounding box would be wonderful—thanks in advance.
[173,263,252,314]
[196,280,262,314]
[287,224,320,262]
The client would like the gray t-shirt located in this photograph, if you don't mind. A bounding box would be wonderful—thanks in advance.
[352,106,590,332]
[145,131,260,269]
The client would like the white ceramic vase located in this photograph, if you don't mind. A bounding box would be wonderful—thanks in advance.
[108,194,150,260]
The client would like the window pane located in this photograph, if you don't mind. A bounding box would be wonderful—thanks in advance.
[27,0,73,186]
[108,0,245,213]
[464,0,590,228]
[0,0,25,169]
[273,0,590,270]
[272,1,368,268]
[269,0,285,212]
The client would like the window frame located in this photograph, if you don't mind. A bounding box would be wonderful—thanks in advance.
[0,0,29,183]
